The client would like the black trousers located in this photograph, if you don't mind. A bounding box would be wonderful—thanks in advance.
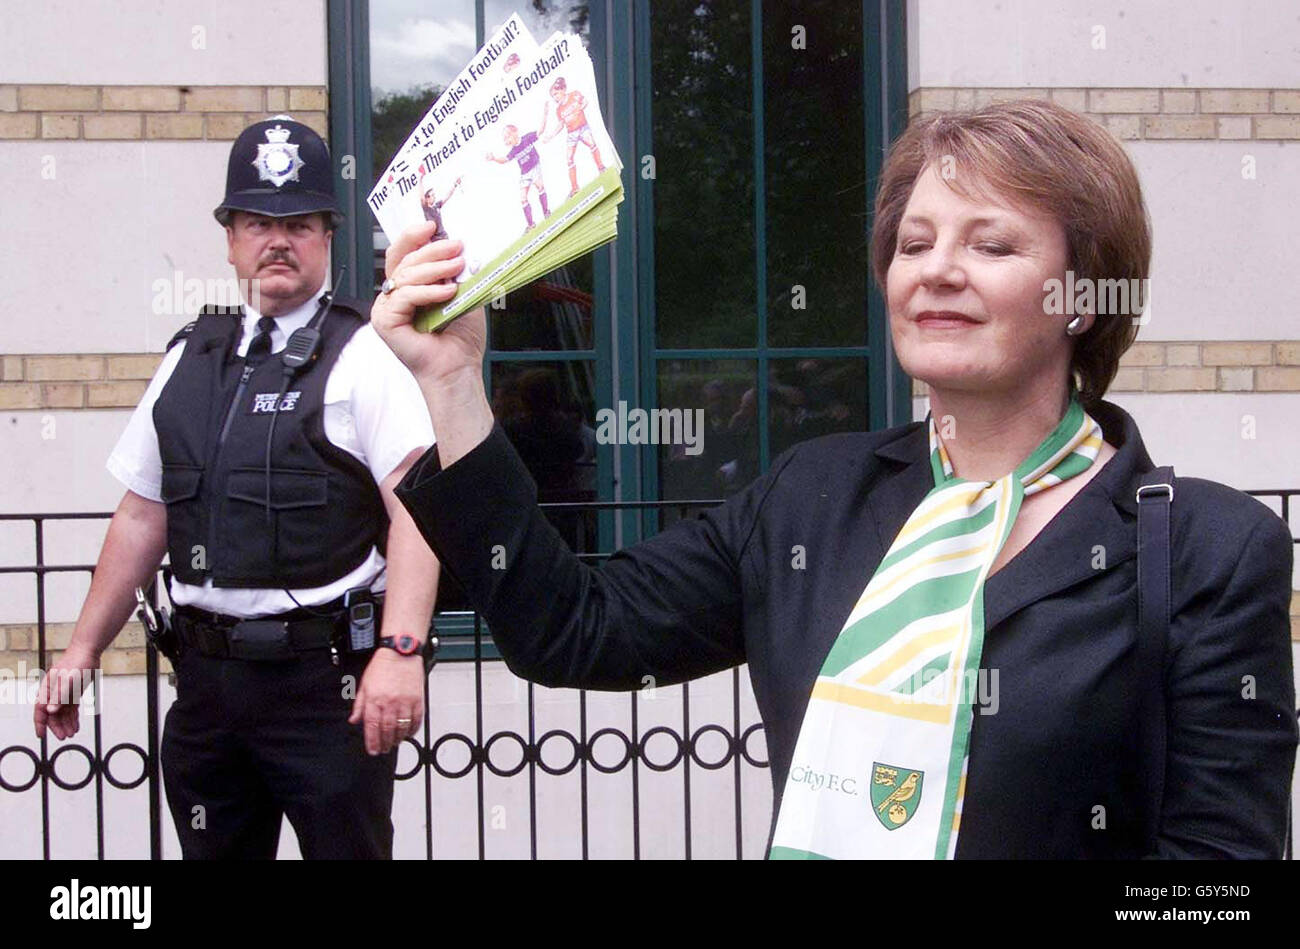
[161,646,397,859]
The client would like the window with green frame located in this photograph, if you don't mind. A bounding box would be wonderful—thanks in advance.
[328,0,909,549]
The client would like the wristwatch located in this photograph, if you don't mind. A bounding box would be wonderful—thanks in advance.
[378,634,422,656]
[378,634,440,672]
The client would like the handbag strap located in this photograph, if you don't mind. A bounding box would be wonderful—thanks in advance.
[1135,465,1174,855]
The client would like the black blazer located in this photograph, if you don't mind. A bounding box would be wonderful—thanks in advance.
[396,399,1297,858]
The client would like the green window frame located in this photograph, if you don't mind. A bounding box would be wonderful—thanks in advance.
[327,0,910,547]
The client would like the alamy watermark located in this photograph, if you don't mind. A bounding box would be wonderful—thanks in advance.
[594,401,704,456]
[151,271,260,315]
[1,662,102,714]
[1043,271,1152,325]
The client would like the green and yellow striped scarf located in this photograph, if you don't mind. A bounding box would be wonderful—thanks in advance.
[770,398,1103,859]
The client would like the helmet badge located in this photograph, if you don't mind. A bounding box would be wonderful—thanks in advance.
[252,124,305,188]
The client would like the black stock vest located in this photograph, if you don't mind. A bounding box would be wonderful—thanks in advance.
[153,299,389,589]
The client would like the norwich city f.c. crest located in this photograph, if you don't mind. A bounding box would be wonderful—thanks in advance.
[252,123,304,187]
[870,763,923,830]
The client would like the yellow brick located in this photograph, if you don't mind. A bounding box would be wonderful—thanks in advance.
[916,88,955,112]
[1049,88,1087,112]
[40,113,79,138]
[1089,89,1160,113]
[0,384,42,409]
[144,113,203,139]
[1256,367,1300,390]
[265,87,289,112]
[0,85,16,111]
[83,113,142,139]
[1200,342,1273,366]
[1164,344,1200,366]
[102,86,181,111]
[115,622,147,649]
[1120,342,1164,367]
[288,87,327,111]
[1276,342,1300,365]
[1161,90,1197,113]
[1105,115,1141,140]
[18,84,98,110]
[1217,116,1252,139]
[1217,368,1253,391]
[1145,368,1216,391]
[41,383,84,408]
[43,623,76,650]
[1200,89,1270,113]
[1143,115,1217,139]
[952,89,976,110]
[101,648,148,676]
[2,355,23,380]
[7,627,34,650]
[183,86,264,112]
[911,378,928,397]
[1291,591,1300,617]
[0,113,38,138]
[1255,116,1300,139]
[205,113,250,139]
[295,111,328,138]
[86,381,147,407]
[0,651,39,675]
[25,355,104,381]
[107,354,163,380]
[1108,368,1145,391]
[907,91,920,119]
[1273,91,1300,114]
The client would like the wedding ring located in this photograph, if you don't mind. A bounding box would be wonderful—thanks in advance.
[396,718,413,725]
[380,277,396,295]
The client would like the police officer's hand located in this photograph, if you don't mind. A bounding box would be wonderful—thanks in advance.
[349,648,425,754]
[370,222,486,388]
[33,646,101,741]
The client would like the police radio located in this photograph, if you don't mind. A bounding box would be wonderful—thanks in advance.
[279,263,346,375]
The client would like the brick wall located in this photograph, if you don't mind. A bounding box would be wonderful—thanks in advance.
[909,87,1300,140]
[0,84,327,140]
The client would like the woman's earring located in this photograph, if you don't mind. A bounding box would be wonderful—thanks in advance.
[1065,314,1087,336]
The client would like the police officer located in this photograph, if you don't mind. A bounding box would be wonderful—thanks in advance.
[34,116,441,859]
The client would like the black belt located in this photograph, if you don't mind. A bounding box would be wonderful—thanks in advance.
[175,595,383,661]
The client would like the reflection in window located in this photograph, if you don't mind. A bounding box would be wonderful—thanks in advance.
[767,357,869,460]
[656,359,758,501]
[492,360,597,552]
[650,0,757,349]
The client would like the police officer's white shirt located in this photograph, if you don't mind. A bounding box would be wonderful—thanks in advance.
[107,280,435,618]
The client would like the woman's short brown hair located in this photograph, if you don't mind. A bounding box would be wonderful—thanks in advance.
[869,99,1152,408]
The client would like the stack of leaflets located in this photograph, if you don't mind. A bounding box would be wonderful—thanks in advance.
[368,12,623,332]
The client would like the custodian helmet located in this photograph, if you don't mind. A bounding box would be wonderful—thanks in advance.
[213,115,343,228]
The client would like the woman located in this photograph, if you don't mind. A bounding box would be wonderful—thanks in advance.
[371,100,1297,859]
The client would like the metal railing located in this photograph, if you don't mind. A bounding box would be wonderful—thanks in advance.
[2,489,1297,860]
[0,499,772,860]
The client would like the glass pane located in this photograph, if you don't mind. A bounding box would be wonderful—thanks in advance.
[493,360,599,553]
[484,0,591,45]
[762,0,868,348]
[489,260,595,350]
[484,1,597,351]
[368,1,478,293]
[655,359,758,502]
[767,357,869,460]
[650,0,757,349]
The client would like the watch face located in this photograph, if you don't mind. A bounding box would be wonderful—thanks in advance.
[397,635,417,655]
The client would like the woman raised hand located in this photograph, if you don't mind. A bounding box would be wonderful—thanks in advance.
[370,221,494,468]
